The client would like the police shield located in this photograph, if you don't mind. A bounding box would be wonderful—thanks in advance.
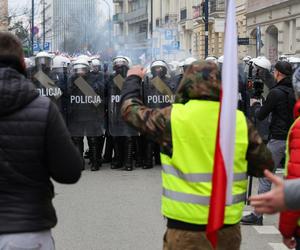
[108,74,139,137]
[51,69,69,122]
[33,70,63,101]
[67,73,105,136]
[143,76,176,108]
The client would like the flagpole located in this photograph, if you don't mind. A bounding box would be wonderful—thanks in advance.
[206,0,239,247]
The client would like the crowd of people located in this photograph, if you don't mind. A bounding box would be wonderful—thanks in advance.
[1,30,300,249]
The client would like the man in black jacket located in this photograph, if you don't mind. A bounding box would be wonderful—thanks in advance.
[0,32,82,249]
[242,60,295,226]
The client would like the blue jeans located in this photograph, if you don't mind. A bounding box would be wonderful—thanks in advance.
[0,230,54,250]
[254,139,286,217]
[257,139,286,194]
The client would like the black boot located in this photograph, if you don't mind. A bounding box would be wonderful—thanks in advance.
[143,140,153,169]
[111,137,123,169]
[72,137,85,170]
[154,143,161,166]
[96,136,105,164]
[102,133,113,164]
[124,137,133,171]
[88,137,101,171]
[135,136,144,168]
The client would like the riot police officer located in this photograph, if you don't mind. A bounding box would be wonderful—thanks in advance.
[142,60,176,169]
[52,55,71,122]
[108,56,139,171]
[90,57,107,166]
[32,51,62,105]
[67,58,105,171]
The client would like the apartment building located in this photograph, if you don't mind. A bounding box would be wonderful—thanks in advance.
[39,0,103,53]
[247,0,300,64]
[113,0,148,61]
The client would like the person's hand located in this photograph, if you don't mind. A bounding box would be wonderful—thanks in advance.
[283,236,297,249]
[249,169,286,214]
[127,66,147,79]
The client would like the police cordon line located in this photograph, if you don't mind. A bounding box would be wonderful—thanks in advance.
[25,51,300,173]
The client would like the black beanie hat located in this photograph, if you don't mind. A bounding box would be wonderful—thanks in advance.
[274,61,293,76]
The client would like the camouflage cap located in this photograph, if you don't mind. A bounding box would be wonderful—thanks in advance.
[175,60,221,103]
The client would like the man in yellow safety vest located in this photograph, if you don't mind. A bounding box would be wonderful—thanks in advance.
[121,60,274,250]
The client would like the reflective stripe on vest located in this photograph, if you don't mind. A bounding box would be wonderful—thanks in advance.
[162,164,247,183]
[163,188,246,205]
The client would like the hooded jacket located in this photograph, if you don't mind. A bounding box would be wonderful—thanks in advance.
[0,62,82,234]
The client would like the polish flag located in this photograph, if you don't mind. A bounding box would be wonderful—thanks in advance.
[206,0,239,248]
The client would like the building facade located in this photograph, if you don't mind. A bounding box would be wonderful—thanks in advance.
[247,0,300,64]
[0,0,8,31]
[192,0,226,59]
[113,0,148,61]
[39,0,104,53]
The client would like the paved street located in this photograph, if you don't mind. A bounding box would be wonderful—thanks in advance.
[52,165,288,250]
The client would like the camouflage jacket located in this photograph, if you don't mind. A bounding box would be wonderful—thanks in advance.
[121,61,274,177]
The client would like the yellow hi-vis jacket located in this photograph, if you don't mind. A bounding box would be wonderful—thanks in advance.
[161,100,248,225]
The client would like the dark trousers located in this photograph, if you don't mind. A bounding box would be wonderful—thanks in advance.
[296,236,300,250]
[163,224,241,250]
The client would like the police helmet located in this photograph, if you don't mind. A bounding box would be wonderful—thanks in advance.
[151,60,168,78]
[91,58,102,72]
[218,55,224,64]
[252,56,271,71]
[35,51,52,69]
[183,57,197,66]
[53,55,71,69]
[243,56,252,64]
[73,58,90,75]
[77,55,92,63]
[205,56,218,65]
[288,57,300,71]
[168,61,182,75]
[279,54,288,62]
[123,56,133,68]
[112,56,130,70]
[91,58,101,66]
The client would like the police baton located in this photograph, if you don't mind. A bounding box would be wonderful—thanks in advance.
[246,175,253,205]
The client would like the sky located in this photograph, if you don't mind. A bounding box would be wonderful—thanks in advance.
[8,0,113,15]
[8,0,113,26]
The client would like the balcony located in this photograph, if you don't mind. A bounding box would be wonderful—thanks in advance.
[113,0,124,3]
[210,0,225,16]
[125,7,148,24]
[113,13,125,23]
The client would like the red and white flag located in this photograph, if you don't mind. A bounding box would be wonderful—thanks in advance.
[206,0,239,248]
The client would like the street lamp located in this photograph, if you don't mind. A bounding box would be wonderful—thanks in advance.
[31,0,34,55]
[204,0,209,58]
[101,0,112,48]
